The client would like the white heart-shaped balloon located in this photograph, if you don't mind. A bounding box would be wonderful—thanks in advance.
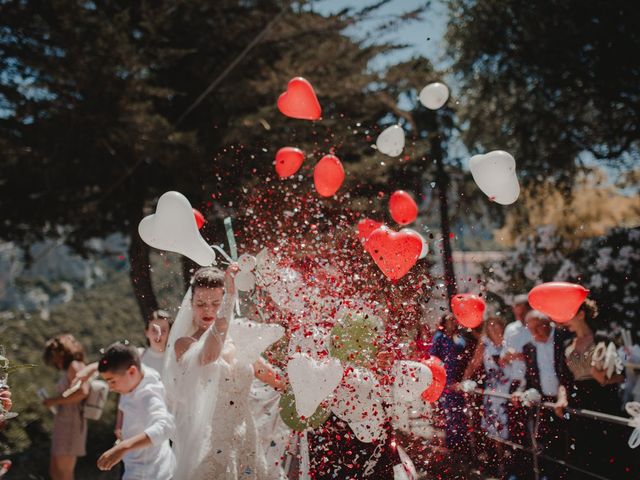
[376,125,405,157]
[400,228,429,259]
[138,191,216,266]
[333,367,384,425]
[267,268,305,314]
[228,318,285,364]
[234,270,256,291]
[287,325,331,359]
[392,360,433,401]
[469,150,520,205]
[419,82,449,110]
[287,353,343,418]
[350,417,386,443]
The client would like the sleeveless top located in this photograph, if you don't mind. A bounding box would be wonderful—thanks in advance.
[565,340,596,381]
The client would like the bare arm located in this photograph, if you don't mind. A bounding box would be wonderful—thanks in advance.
[44,362,90,408]
[554,385,568,418]
[199,265,238,365]
[253,357,287,392]
[115,409,123,440]
[463,342,485,380]
[591,367,624,386]
[97,432,152,471]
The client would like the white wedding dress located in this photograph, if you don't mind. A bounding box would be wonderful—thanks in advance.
[163,290,268,480]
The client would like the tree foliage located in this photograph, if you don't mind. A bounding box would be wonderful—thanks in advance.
[445,0,640,186]
[0,0,435,319]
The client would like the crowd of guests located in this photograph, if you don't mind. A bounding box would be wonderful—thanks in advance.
[40,308,174,480]
[418,294,639,479]
[2,274,639,479]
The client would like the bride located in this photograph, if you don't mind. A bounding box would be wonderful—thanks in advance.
[163,265,285,479]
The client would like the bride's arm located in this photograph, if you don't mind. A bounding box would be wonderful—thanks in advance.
[199,265,238,365]
[253,357,287,392]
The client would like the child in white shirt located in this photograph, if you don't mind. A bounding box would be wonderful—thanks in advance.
[97,342,175,480]
[115,310,172,440]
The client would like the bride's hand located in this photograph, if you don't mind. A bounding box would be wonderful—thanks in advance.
[225,263,240,294]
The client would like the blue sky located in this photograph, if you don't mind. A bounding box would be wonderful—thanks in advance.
[309,0,448,70]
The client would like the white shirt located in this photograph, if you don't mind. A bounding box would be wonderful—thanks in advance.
[534,328,560,396]
[141,348,165,376]
[502,320,532,385]
[119,367,175,480]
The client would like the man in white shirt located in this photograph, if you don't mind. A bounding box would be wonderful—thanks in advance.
[502,294,532,392]
[97,343,175,480]
[501,294,532,478]
[521,310,569,479]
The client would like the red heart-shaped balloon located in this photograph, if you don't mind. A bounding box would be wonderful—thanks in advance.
[314,154,345,197]
[365,226,422,280]
[277,77,321,121]
[528,282,589,323]
[193,209,205,230]
[357,218,383,244]
[421,356,446,403]
[389,190,418,225]
[451,293,486,328]
[275,147,305,178]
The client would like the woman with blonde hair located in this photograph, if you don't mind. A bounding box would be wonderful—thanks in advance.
[43,334,89,480]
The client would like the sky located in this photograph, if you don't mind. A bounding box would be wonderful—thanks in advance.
[308,0,449,71]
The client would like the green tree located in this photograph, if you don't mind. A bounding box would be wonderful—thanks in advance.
[0,0,430,321]
[445,0,640,187]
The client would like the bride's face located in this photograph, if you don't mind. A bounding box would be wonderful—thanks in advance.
[192,287,224,330]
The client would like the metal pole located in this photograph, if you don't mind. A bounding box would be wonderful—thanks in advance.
[530,405,540,480]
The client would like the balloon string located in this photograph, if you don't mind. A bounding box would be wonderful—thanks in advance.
[223,217,238,261]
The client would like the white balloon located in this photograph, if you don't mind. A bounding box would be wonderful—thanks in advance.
[376,125,405,157]
[419,82,449,110]
[392,360,433,401]
[469,150,520,205]
[138,191,215,266]
[234,270,255,291]
[332,367,384,425]
[350,418,386,443]
[267,268,306,313]
[400,228,429,259]
[287,353,343,418]
[228,318,285,363]
[287,325,331,358]
[238,253,257,272]
[255,249,279,287]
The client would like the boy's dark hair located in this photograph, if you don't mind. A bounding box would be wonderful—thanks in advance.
[146,309,173,329]
[191,267,224,291]
[98,342,141,374]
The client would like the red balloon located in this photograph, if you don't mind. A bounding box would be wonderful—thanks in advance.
[357,218,383,244]
[314,155,345,197]
[389,190,418,225]
[275,147,305,178]
[277,77,322,120]
[451,293,486,328]
[421,356,446,403]
[193,209,205,229]
[365,226,422,280]
[528,282,589,323]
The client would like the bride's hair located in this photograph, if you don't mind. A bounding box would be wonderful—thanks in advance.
[190,267,224,291]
